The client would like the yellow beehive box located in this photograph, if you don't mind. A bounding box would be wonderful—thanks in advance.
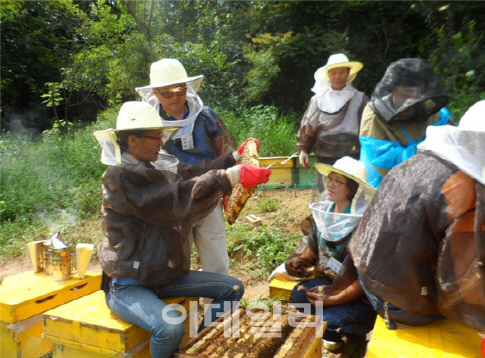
[0,270,101,358]
[0,315,52,358]
[43,290,198,357]
[366,316,482,358]
[0,270,101,323]
[259,156,295,186]
[269,277,299,301]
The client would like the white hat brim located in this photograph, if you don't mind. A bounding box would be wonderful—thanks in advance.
[314,162,375,193]
[135,75,204,91]
[315,62,363,82]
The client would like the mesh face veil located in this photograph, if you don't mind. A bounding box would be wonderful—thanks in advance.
[369,58,449,124]
[93,101,179,166]
[136,84,204,142]
[311,158,376,243]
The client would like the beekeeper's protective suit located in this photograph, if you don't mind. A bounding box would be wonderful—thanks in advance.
[93,102,270,358]
[274,157,377,345]
[136,59,236,276]
[296,53,369,191]
[359,58,450,188]
[350,100,485,331]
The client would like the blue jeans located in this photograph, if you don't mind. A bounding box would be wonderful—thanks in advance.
[106,271,244,358]
[290,278,376,343]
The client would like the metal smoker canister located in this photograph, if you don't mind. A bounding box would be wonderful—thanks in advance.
[43,241,72,281]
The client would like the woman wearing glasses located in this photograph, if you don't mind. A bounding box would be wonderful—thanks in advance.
[282,157,376,352]
[136,59,235,281]
[94,101,270,358]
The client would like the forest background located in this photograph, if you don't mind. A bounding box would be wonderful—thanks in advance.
[1,0,485,266]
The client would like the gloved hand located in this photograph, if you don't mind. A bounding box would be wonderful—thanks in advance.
[226,164,271,189]
[267,263,303,282]
[237,138,260,155]
[299,150,309,169]
[240,164,271,189]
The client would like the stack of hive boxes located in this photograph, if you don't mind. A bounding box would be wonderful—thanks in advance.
[0,270,101,357]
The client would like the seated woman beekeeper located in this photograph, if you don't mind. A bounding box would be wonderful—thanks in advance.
[273,157,376,350]
[93,101,271,358]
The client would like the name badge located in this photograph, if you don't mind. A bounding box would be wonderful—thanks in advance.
[327,257,342,274]
[181,134,194,150]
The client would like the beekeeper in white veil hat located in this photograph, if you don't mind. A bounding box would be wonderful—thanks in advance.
[135,59,237,282]
[135,59,204,146]
[92,101,272,358]
[296,53,369,192]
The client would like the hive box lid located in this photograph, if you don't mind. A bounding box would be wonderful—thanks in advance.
[366,316,482,358]
[43,290,148,355]
[43,290,192,356]
[0,270,101,324]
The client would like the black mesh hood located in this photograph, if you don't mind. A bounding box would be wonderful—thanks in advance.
[370,58,449,124]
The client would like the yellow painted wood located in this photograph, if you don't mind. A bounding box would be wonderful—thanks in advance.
[302,322,325,358]
[366,316,482,358]
[0,321,18,357]
[269,277,299,301]
[52,341,150,358]
[1,316,53,358]
[0,270,101,323]
[44,290,197,356]
[259,157,294,185]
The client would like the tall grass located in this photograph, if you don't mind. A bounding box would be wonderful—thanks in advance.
[0,106,119,259]
[0,104,298,261]
[217,105,299,157]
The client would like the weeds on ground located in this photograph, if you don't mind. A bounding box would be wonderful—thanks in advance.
[226,224,299,277]
[257,197,278,213]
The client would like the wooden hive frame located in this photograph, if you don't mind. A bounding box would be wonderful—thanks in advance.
[176,307,325,358]
[225,139,260,224]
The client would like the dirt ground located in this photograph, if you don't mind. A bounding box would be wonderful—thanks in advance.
[0,188,359,357]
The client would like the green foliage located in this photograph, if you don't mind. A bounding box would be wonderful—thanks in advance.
[227,224,299,275]
[427,20,485,120]
[220,105,298,157]
[243,28,348,110]
[0,107,120,259]
[63,2,144,106]
[1,0,84,110]
[243,32,290,101]
[41,82,64,109]
[150,34,241,108]
[257,197,278,213]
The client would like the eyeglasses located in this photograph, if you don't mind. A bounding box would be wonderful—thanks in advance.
[155,87,187,99]
[141,135,164,142]
[324,176,348,188]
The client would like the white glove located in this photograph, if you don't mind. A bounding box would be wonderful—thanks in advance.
[299,151,309,168]
[267,262,303,282]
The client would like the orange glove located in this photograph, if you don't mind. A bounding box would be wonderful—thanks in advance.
[239,164,271,189]
[237,138,260,155]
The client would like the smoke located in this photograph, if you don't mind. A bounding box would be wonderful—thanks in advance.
[1,105,50,134]
[36,208,78,238]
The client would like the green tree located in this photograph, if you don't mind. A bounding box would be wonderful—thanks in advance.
[1,0,85,130]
